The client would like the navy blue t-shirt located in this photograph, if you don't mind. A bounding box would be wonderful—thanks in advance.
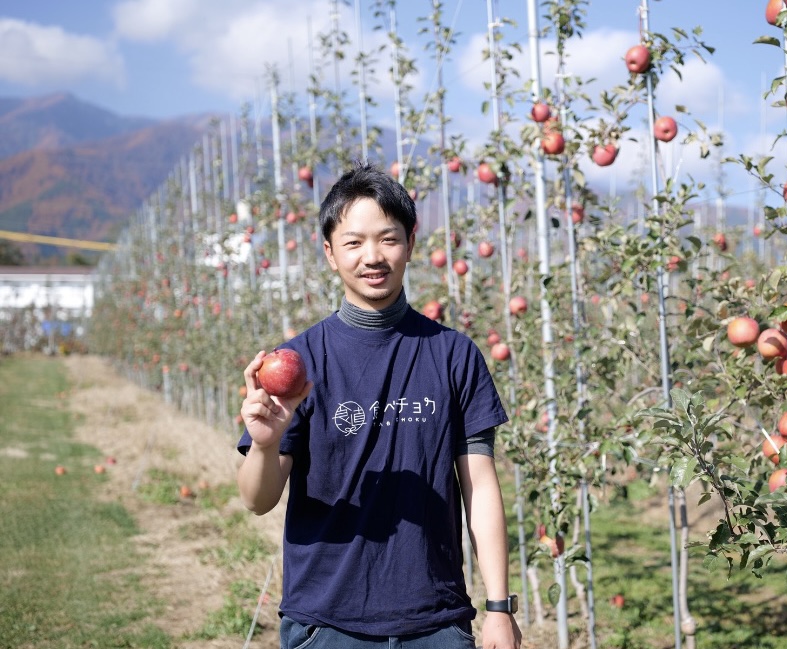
[237,307,508,636]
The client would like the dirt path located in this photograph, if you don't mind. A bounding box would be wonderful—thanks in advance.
[64,354,285,649]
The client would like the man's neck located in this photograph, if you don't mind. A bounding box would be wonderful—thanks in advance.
[337,290,408,329]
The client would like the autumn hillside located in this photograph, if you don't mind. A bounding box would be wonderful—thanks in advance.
[0,93,215,263]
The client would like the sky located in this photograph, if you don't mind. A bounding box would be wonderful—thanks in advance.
[0,0,784,215]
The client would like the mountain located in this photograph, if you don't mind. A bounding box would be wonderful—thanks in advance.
[0,93,214,264]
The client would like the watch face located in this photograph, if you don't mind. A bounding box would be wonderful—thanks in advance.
[509,594,518,613]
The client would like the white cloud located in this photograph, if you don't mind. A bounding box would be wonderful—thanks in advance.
[0,19,124,86]
[658,57,728,118]
[112,0,198,42]
[112,0,403,108]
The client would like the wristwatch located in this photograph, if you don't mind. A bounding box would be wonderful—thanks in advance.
[485,594,518,613]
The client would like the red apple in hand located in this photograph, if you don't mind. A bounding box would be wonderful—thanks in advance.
[592,144,618,167]
[654,116,678,142]
[257,349,308,398]
[625,45,651,73]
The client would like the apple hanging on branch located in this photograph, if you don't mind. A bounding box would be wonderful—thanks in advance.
[422,300,444,321]
[490,342,511,361]
[766,0,786,25]
[541,131,565,155]
[257,349,308,398]
[477,162,499,185]
[768,468,787,492]
[763,434,785,464]
[726,316,760,348]
[478,241,495,258]
[592,143,618,167]
[530,101,552,123]
[509,296,528,315]
[430,249,448,268]
[778,411,787,436]
[654,116,678,142]
[298,166,314,187]
[757,327,787,360]
[625,44,651,74]
[712,232,728,252]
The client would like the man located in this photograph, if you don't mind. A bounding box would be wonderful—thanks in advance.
[237,162,521,649]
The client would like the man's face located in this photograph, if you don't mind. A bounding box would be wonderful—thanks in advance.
[323,197,414,310]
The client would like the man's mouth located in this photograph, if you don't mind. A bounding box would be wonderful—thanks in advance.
[359,269,390,285]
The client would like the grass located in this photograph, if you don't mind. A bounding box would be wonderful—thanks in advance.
[502,471,787,649]
[0,354,171,649]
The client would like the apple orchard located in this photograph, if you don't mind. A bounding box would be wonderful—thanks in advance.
[86,1,787,648]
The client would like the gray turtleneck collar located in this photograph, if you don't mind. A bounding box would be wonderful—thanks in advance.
[337,289,409,330]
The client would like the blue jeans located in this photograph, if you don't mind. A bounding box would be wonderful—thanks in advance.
[279,616,477,649]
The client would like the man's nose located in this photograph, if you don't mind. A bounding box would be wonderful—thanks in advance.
[361,242,385,264]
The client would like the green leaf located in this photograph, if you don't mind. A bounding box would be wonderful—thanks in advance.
[547,582,561,606]
[768,268,783,290]
[702,552,721,572]
[755,491,787,506]
[686,236,702,251]
[671,388,690,415]
[738,532,759,545]
[638,407,675,419]
[754,36,782,46]
[748,543,775,564]
[770,304,787,321]
[670,457,699,489]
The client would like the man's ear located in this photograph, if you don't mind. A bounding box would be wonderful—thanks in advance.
[406,232,416,262]
[323,240,338,271]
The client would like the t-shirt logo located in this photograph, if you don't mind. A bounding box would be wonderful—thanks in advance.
[333,401,366,436]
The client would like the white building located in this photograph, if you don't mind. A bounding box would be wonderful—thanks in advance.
[0,266,94,314]
[0,266,94,351]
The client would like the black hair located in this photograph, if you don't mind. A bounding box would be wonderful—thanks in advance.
[319,161,417,243]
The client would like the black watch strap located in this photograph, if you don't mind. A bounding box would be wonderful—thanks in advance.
[485,594,518,613]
